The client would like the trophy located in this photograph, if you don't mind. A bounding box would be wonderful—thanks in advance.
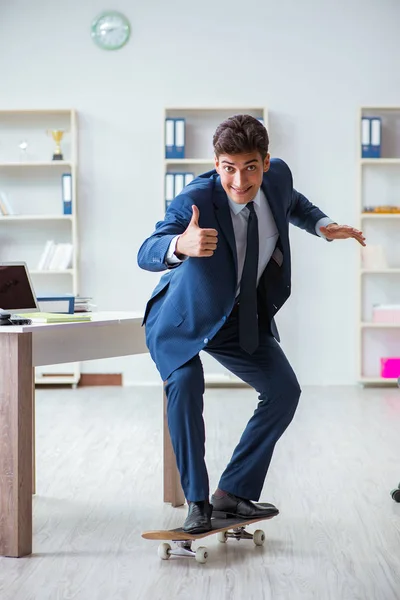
[47,129,66,161]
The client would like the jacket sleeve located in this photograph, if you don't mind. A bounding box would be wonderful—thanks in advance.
[137,197,193,272]
[289,188,330,237]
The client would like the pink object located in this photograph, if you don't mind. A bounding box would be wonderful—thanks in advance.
[372,306,400,323]
[380,358,400,378]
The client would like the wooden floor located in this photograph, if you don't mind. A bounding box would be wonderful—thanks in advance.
[0,384,400,599]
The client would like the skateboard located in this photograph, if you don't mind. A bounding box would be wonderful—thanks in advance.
[142,512,278,564]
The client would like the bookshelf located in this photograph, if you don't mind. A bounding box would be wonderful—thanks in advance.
[163,106,268,386]
[357,107,400,386]
[0,109,80,386]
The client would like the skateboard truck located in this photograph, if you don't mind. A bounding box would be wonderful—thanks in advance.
[158,541,209,563]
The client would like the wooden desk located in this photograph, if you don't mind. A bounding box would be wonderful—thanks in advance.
[0,312,184,557]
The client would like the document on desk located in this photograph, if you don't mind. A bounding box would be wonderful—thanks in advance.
[20,312,92,323]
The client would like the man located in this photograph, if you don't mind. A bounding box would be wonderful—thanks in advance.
[137,114,365,534]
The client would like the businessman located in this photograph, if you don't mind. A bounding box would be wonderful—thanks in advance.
[137,114,365,533]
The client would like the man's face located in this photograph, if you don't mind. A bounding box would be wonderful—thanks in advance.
[215,151,270,204]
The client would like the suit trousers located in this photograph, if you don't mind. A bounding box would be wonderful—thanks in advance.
[164,306,301,502]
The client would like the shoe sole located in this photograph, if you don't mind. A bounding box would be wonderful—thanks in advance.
[212,509,279,519]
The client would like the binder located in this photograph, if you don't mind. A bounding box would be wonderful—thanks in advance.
[165,118,175,159]
[361,117,382,158]
[174,119,185,159]
[184,172,194,186]
[62,173,72,214]
[174,173,185,197]
[370,117,381,158]
[361,117,370,158]
[165,173,175,203]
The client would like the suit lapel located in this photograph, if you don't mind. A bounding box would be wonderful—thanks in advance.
[212,176,238,275]
[261,175,289,252]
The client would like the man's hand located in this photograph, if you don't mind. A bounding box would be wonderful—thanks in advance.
[175,205,218,258]
[320,224,366,246]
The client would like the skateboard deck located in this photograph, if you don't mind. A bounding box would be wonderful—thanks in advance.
[142,512,278,563]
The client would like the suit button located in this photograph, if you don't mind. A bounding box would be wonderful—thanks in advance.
[204,338,209,344]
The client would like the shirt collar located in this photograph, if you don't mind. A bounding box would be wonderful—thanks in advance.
[227,187,262,215]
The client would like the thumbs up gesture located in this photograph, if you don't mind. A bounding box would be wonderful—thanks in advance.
[175,205,218,258]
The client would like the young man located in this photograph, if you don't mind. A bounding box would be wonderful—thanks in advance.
[137,115,365,534]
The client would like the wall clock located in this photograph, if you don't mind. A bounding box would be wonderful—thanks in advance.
[91,11,131,50]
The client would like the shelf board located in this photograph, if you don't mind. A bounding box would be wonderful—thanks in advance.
[361,269,400,274]
[361,106,400,111]
[359,377,399,386]
[361,213,400,219]
[35,375,79,385]
[0,215,73,221]
[30,269,74,275]
[0,161,73,167]
[361,158,400,165]
[165,158,214,165]
[361,322,400,328]
[165,106,265,111]
[0,109,74,115]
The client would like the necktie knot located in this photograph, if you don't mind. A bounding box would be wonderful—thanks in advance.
[246,201,256,215]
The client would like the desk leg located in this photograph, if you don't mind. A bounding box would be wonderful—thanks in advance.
[32,368,36,495]
[0,333,33,557]
[163,387,185,507]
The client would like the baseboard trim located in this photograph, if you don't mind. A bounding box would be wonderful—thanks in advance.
[79,373,123,387]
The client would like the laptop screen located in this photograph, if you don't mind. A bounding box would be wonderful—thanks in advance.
[0,263,39,312]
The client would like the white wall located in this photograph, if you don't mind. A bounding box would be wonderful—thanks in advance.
[1,0,399,385]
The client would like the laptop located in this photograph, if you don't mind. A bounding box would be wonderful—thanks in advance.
[0,262,39,315]
[0,262,91,324]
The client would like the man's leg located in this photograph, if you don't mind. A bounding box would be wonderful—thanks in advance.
[205,318,301,501]
[164,354,209,502]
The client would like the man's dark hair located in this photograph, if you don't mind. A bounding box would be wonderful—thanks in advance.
[213,114,269,160]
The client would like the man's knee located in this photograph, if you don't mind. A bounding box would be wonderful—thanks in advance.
[258,371,301,412]
[165,356,205,403]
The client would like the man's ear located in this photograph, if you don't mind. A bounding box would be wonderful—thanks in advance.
[214,154,220,173]
[263,153,271,173]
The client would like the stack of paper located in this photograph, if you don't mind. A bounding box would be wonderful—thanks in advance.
[74,296,95,312]
[21,312,92,323]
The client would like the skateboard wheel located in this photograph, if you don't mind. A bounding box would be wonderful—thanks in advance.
[217,531,228,543]
[158,542,172,560]
[195,546,208,564]
[391,489,400,503]
[253,529,265,546]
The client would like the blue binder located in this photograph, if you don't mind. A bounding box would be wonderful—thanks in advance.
[361,117,381,158]
[62,173,72,214]
[165,119,175,159]
[370,117,381,158]
[165,118,185,159]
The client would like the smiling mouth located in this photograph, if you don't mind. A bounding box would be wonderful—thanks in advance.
[231,186,251,194]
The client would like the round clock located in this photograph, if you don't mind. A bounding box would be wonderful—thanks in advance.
[91,11,131,50]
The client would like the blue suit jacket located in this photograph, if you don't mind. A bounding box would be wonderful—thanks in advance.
[137,158,329,381]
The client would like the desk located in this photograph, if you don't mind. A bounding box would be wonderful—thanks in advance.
[0,312,185,557]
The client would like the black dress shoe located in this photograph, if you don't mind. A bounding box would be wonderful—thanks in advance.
[211,491,279,519]
[183,500,213,534]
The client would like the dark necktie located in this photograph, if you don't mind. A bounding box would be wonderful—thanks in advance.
[239,201,259,354]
